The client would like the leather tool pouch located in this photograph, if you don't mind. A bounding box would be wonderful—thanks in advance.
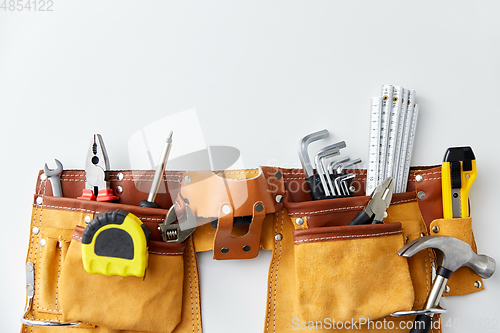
[21,165,487,333]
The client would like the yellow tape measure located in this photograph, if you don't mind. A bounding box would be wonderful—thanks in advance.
[441,147,476,219]
[82,209,150,277]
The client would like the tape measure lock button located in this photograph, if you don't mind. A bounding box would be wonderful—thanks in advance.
[82,209,151,278]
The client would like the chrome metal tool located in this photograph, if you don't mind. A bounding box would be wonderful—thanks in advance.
[139,131,174,208]
[77,134,119,202]
[347,177,394,225]
[43,159,63,197]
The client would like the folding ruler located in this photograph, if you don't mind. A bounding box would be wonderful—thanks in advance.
[366,86,419,195]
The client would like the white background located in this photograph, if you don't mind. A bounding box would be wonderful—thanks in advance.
[1,1,500,332]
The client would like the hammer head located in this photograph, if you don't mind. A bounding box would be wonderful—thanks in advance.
[398,235,496,279]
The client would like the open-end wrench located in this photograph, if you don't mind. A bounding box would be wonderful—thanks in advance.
[43,159,63,197]
[315,142,346,196]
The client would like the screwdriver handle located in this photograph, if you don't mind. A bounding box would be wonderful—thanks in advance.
[140,132,173,208]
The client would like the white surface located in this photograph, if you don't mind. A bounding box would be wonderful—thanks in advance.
[1,1,500,332]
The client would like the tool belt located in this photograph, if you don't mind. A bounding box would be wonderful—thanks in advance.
[22,165,485,333]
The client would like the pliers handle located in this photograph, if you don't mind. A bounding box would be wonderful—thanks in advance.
[78,134,119,202]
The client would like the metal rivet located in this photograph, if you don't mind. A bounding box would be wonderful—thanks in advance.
[432,226,440,233]
[275,171,282,180]
[255,204,264,212]
[222,205,231,214]
[26,263,33,272]
[184,198,190,204]
[221,247,229,254]
[36,197,43,205]
[84,216,91,224]
[417,191,426,199]
[415,174,424,182]
[444,285,450,293]
[40,239,46,247]
[40,174,48,181]
[57,241,62,248]
[421,232,426,237]
[184,175,191,184]
[116,186,123,194]
[474,281,482,289]
[243,245,251,252]
[275,195,283,203]
[296,218,304,225]
[466,174,470,179]
[117,172,124,181]
[32,227,40,235]
[349,185,356,193]
[275,233,283,241]
[26,285,34,293]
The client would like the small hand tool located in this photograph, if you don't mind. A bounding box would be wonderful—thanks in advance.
[78,134,119,202]
[336,173,355,196]
[327,157,350,175]
[43,159,63,197]
[315,142,346,196]
[159,204,197,243]
[337,158,362,174]
[347,177,394,225]
[395,235,495,333]
[299,130,332,200]
[139,131,173,208]
[441,146,476,219]
[82,209,151,277]
[299,129,329,178]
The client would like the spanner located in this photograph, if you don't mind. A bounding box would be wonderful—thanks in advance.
[43,159,63,197]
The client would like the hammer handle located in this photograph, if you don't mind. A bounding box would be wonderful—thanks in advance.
[409,314,433,333]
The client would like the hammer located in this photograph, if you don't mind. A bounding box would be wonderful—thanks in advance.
[398,235,496,333]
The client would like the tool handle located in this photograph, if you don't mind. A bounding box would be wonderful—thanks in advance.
[347,210,371,225]
[409,314,433,333]
[305,174,328,200]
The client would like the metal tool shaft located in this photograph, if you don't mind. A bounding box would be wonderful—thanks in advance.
[147,131,173,203]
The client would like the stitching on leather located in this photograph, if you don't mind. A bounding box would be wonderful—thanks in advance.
[192,240,201,333]
[287,205,365,216]
[265,212,278,333]
[186,241,195,332]
[33,205,165,222]
[35,181,46,311]
[294,230,402,244]
[149,251,184,256]
[409,177,441,182]
[55,242,61,313]
[392,198,417,205]
[273,210,284,333]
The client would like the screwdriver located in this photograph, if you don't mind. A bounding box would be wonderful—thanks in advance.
[139,131,173,208]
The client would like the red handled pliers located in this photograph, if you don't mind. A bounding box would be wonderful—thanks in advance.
[78,134,119,202]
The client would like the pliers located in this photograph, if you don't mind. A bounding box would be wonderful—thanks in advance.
[347,177,394,225]
[77,134,119,202]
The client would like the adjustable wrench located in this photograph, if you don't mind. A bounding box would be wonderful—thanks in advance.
[43,159,63,197]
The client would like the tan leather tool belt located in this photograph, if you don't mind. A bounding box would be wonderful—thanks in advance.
[21,165,485,333]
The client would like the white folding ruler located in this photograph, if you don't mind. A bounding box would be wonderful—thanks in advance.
[400,103,419,193]
[392,88,409,188]
[377,85,394,185]
[366,97,382,195]
[396,90,416,192]
[385,86,403,179]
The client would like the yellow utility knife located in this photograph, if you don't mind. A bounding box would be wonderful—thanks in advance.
[441,147,476,218]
